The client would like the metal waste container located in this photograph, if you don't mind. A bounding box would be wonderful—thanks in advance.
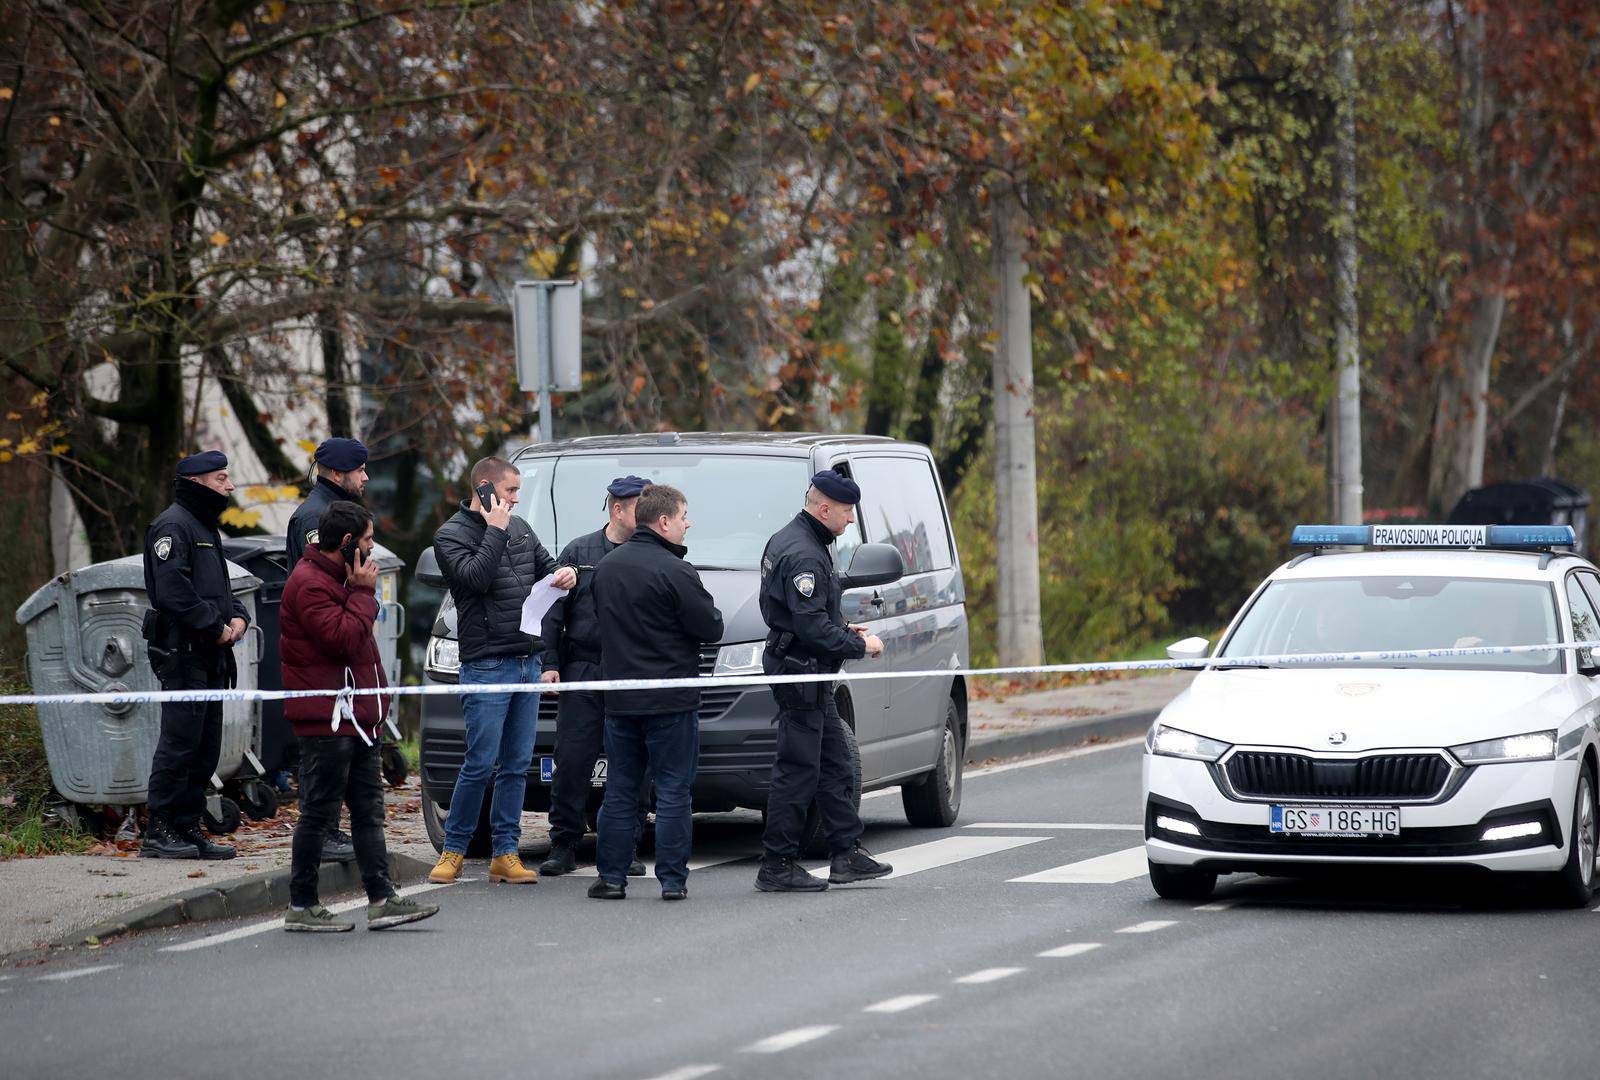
[14,555,262,816]
[369,541,406,687]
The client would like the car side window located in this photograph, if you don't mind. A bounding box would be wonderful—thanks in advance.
[827,459,864,573]
[851,456,953,574]
[1565,574,1600,668]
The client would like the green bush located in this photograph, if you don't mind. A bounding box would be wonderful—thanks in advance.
[0,658,90,857]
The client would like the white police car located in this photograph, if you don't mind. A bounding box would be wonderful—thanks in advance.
[1143,524,1600,906]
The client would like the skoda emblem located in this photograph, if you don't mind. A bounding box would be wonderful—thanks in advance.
[1327,731,1348,746]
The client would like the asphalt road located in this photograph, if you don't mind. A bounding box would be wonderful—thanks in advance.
[4,739,1599,1080]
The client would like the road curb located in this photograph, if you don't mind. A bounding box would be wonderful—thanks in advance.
[966,706,1157,765]
[4,852,435,964]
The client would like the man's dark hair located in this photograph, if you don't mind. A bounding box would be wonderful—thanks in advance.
[469,456,516,490]
[635,484,685,529]
[317,501,373,552]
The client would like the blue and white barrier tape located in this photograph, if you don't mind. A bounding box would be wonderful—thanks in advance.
[2,639,1598,710]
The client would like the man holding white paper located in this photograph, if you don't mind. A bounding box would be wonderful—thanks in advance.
[428,456,576,885]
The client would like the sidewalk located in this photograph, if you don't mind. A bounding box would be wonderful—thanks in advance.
[0,671,1193,962]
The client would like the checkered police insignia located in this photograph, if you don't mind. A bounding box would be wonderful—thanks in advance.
[154,536,173,561]
[793,572,815,598]
[306,529,318,547]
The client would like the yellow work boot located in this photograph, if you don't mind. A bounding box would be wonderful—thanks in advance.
[488,853,538,884]
[429,851,465,884]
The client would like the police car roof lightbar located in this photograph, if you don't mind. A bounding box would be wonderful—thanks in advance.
[1290,524,1576,550]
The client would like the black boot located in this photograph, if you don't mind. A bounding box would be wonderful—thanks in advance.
[539,844,578,877]
[755,856,829,893]
[183,825,237,860]
[829,843,892,884]
[586,879,626,900]
[139,817,200,860]
[323,828,356,864]
[627,857,647,877]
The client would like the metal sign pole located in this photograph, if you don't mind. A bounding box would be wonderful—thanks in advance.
[536,284,554,444]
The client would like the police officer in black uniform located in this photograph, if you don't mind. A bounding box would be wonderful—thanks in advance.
[286,437,369,569]
[755,469,893,892]
[537,475,650,879]
[139,451,250,860]
[283,436,368,862]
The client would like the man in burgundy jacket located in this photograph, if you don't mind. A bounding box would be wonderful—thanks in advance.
[279,500,438,932]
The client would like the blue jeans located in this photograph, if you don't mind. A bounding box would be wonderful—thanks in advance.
[443,654,540,857]
[597,711,698,891]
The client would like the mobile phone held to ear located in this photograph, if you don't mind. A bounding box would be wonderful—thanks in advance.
[341,535,359,564]
[476,480,497,512]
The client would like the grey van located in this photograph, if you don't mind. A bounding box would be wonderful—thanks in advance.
[415,432,969,854]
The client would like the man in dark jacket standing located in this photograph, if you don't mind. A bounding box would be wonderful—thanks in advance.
[279,501,438,932]
[755,470,892,892]
[588,484,723,901]
[538,475,650,878]
[139,450,250,860]
[429,457,576,885]
[285,437,369,569]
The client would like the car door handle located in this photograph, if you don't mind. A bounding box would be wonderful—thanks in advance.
[871,591,885,609]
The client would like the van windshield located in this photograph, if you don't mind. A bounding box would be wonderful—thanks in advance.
[518,454,811,570]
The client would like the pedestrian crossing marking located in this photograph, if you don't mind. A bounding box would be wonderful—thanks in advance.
[1008,846,1147,885]
[1038,942,1102,959]
[805,834,1049,880]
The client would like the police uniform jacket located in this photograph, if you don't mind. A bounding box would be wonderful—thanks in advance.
[592,527,723,715]
[433,503,559,663]
[760,511,866,671]
[144,500,250,646]
[540,526,619,673]
[286,476,355,569]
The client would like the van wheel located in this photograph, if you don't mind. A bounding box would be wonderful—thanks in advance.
[1548,766,1597,907]
[902,698,963,828]
[420,791,493,857]
[799,717,861,859]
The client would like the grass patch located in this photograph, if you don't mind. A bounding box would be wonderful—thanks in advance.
[0,660,92,858]
[398,734,420,774]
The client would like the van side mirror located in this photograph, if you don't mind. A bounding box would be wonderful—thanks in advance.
[840,543,904,591]
[1166,636,1211,661]
[416,546,447,590]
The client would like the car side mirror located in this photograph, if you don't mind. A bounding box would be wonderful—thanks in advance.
[415,546,447,590]
[840,543,904,591]
[1166,636,1211,661]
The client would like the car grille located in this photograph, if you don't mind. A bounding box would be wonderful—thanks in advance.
[1223,751,1452,802]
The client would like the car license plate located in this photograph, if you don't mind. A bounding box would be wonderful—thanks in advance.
[1270,805,1400,836]
[538,757,608,787]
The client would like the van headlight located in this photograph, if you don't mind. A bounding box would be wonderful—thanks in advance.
[1449,730,1556,765]
[1146,723,1232,762]
[426,636,460,679]
[712,641,764,676]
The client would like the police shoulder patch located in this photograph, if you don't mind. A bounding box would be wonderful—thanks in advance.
[793,572,816,598]
[154,536,173,561]
[306,529,318,546]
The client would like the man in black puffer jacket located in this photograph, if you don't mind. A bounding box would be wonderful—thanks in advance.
[428,456,576,885]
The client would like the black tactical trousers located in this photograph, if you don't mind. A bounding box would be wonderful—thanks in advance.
[147,651,225,831]
[761,688,860,859]
[548,681,649,851]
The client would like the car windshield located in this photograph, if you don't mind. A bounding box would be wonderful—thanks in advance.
[1217,576,1563,673]
[517,453,811,570]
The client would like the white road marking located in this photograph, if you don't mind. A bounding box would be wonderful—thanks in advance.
[954,966,1025,985]
[1009,846,1148,885]
[966,822,1142,831]
[1116,920,1177,934]
[864,993,940,1014]
[160,880,451,953]
[644,1066,721,1080]
[805,834,1048,880]
[860,736,1141,800]
[1037,942,1102,959]
[568,852,750,878]
[743,1026,839,1053]
[1194,901,1235,911]
[36,964,121,983]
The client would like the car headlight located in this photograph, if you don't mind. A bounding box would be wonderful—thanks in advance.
[426,635,460,678]
[1449,730,1557,765]
[712,641,763,676]
[1146,723,1232,762]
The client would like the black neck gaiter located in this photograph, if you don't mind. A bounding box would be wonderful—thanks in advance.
[174,478,230,529]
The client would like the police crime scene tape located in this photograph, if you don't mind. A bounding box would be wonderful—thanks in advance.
[3,640,1599,710]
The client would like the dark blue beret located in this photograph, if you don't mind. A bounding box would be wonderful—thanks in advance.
[175,450,228,477]
[810,469,861,505]
[314,437,368,472]
[607,474,649,499]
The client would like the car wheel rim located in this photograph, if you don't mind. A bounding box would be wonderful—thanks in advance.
[1581,777,1596,889]
[942,723,959,806]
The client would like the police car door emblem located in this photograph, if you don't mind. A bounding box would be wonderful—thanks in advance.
[1327,731,1347,746]
[154,536,173,561]
[793,572,815,598]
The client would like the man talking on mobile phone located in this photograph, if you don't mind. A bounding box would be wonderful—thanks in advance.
[429,457,576,885]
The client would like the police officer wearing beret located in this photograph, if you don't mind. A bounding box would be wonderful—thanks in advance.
[755,470,893,892]
[139,451,251,860]
[286,437,369,569]
[537,475,651,878]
